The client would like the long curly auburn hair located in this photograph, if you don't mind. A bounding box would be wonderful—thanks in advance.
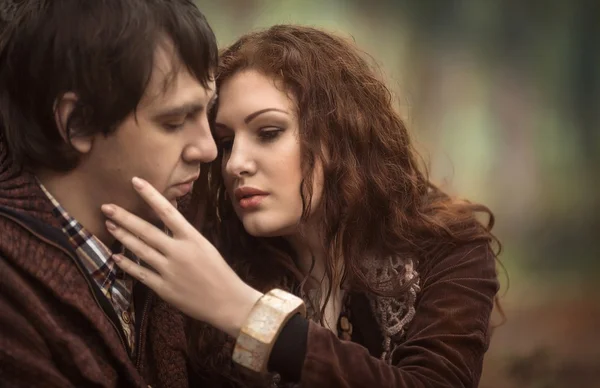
[186,25,501,385]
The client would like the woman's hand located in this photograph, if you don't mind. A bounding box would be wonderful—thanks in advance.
[101,177,263,338]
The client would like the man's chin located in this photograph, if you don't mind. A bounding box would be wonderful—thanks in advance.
[131,201,161,225]
[138,191,178,215]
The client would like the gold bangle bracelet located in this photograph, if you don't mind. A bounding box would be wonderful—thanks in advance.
[232,288,307,374]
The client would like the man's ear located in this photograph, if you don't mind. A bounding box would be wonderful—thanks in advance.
[54,92,93,154]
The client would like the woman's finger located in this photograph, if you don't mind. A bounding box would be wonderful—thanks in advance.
[105,220,168,271]
[130,177,195,238]
[112,254,163,290]
[101,203,172,253]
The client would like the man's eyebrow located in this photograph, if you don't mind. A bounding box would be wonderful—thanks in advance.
[152,103,204,120]
[152,92,218,120]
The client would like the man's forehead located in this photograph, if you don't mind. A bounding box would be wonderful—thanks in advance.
[152,39,180,75]
[140,80,215,114]
[149,38,214,88]
[140,48,215,109]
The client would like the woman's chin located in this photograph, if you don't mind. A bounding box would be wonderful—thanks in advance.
[244,224,282,238]
[241,219,294,238]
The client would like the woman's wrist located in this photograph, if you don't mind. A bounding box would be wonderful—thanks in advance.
[217,282,264,338]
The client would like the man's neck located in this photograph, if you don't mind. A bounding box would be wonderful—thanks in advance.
[36,169,114,246]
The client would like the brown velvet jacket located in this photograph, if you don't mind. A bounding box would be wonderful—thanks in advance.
[0,135,190,387]
[194,228,499,387]
[297,241,499,387]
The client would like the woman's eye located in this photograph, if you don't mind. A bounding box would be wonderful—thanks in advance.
[259,127,283,142]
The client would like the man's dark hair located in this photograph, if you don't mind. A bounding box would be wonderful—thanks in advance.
[0,0,19,33]
[0,0,218,171]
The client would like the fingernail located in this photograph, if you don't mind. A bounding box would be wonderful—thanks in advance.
[106,220,117,231]
[112,254,122,263]
[101,204,116,216]
[132,177,145,190]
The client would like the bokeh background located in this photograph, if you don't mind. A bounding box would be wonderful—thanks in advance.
[200,1,600,387]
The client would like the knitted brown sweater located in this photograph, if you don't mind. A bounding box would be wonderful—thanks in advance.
[0,134,190,387]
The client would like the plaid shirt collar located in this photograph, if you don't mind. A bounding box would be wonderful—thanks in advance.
[38,182,137,352]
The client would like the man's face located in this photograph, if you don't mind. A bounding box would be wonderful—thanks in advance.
[80,43,217,220]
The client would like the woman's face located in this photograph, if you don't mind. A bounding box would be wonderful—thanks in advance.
[213,69,322,237]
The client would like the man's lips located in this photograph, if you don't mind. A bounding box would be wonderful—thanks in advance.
[172,182,193,196]
[172,175,199,197]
